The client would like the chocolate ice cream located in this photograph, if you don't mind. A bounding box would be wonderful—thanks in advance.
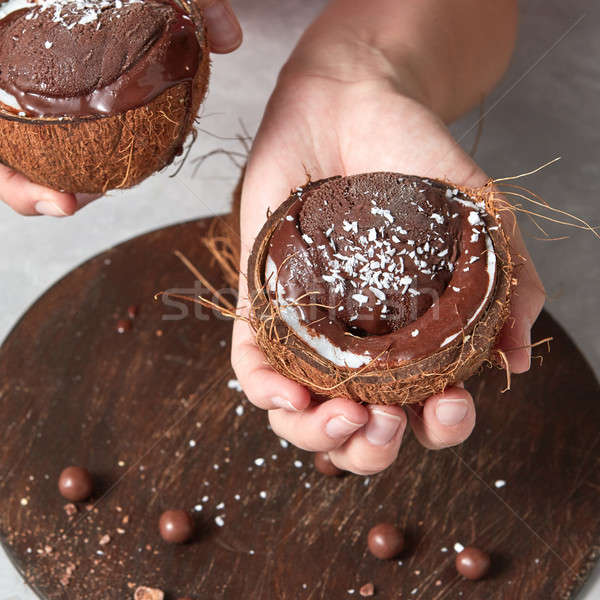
[0,0,201,117]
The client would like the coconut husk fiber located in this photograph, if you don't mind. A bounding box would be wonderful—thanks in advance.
[246,173,514,406]
[202,167,243,290]
[0,13,210,194]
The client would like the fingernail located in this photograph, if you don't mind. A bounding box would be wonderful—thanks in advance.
[325,415,363,439]
[435,397,468,426]
[365,408,403,446]
[203,1,242,52]
[271,396,299,412]
[35,200,67,217]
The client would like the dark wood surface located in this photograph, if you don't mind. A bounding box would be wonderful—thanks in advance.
[0,217,598,600]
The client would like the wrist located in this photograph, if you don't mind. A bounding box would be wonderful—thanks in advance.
[280,15,429,110]
[282,0,517,124]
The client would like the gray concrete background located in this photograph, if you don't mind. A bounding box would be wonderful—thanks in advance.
[0,0,598,597]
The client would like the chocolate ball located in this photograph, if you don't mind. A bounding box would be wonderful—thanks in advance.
[455,546,491,580]
[314,452,344,477]
[58,466,93,502]
[367,523,404,559]
[158,510,194,544]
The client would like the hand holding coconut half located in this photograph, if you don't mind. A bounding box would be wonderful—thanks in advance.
[0,0,241,216]
[233,0,545,475]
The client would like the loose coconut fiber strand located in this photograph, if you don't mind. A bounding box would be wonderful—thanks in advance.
[202,171,242,290]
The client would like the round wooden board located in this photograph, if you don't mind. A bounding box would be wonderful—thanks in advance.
[0,217,598,600]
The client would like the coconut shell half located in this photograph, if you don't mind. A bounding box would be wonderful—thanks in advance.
[247,173,514,405]
[0,9,209,194]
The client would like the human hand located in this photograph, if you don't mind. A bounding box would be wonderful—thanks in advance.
[0,0,242,217]
[232,59,544,475]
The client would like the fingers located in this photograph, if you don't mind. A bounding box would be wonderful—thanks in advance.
[268,396,370,452]
[407,385,475,450]
[495,212,546,374]
[231,318,312,412]
[196,0,242,54]
[0,164,76,217]
[328,405,407,475]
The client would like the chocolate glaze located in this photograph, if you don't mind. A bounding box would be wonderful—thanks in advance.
[0,0,201,118]
[266,173,497,367]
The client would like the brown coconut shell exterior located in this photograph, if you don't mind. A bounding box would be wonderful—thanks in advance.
[0,17,210,194]
[247,174,514,406]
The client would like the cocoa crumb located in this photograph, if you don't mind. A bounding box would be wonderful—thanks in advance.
[360,582,375,597]
[59,562,77,586]
[64,503,77,517]
[134,586,164,600]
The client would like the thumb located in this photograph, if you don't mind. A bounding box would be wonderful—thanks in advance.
[195,0,242,54]
[0,164,77,217]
